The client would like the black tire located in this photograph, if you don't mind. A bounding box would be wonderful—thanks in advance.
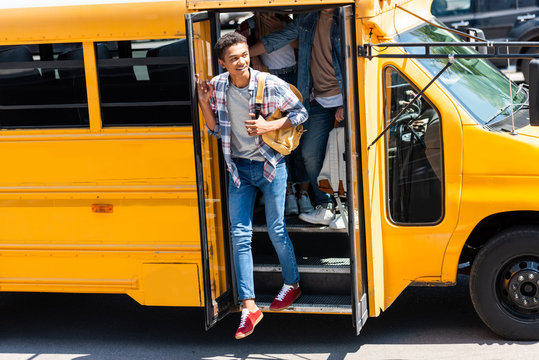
[521,47,539,85]
[469,226,539,340]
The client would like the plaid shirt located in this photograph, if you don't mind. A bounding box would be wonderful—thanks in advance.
[208,68,308,187]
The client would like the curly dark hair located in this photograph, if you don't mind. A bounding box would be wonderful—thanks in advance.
[214,32,248,60]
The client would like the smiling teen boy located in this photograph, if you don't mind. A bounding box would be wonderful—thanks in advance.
[195,32,308,339]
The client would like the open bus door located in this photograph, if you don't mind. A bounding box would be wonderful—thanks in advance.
[340,5,369,334]
[186,11,235,330]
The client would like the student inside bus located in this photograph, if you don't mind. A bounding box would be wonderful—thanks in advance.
[196,32,308,339]
[250,8,346,227]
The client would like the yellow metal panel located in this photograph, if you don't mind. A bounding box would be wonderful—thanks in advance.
[0,256,139,293]
[0,243,199,253]
[0,199,199,244]
[357,0,434,318]
[0,132,200,242]
[0,254,202,305]
[441,123,539,280]
[358,0,433,38]
[357,18,386,317]
[143,263,201,306]
[0,133,194,188]
[376,56,463,309]
[83,42,103,133]
[0,129,192,138]
[360,42,463,312]
[187,0,353,10]
[0,1,188,44]
[356,0,453,315]
[185,0,429,16]
[0,127,203,304]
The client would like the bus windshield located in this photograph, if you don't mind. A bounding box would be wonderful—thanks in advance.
[397,22,528,126]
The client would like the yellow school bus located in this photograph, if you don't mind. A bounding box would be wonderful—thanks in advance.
[0,0,537,340]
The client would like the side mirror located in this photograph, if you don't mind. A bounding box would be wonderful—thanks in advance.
[530,59,539,126]
[467,28,487,54]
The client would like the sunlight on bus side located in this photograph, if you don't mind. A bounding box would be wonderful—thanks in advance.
[0,0,169,9]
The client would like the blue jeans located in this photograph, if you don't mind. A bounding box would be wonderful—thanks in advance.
[270,65,297,87]
[301,100,336,205]
[228,158,300,300]
[285,144,307,184]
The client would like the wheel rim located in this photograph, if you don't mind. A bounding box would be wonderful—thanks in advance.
[497,257,539,320]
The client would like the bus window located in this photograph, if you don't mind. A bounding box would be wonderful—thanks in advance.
[384,66,444,224]
[96,40,191,127]
[0,43,89,129]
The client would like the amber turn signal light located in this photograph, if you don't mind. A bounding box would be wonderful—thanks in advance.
[92,204,113,213]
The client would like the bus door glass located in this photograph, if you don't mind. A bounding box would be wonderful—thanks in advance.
[186,11,235,329]
[340,5,369,334]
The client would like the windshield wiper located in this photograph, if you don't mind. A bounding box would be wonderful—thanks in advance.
[484,84,527,126]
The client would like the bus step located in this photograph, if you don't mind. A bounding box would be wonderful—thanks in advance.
[256,293,352,314]
[253,215,347,233]
[253,256,350,274]
[254,257,351,295]
[253,223,347,233]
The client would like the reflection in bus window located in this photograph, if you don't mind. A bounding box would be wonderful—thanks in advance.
[384,67,444,224]
[96,40,191,127]
[0,44,89,129]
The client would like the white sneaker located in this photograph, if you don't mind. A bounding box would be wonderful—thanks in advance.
[329,213,346,229]
[297,192,314,214]
[330,207,359,230]
[298,204,335,225]
[284,194,299,215]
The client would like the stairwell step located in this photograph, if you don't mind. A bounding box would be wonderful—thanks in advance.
[256,293,352,314]
[253,224,347,233]
[254,256,350,274]
[254,264,350,274]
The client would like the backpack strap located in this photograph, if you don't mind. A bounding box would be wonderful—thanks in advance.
[255,72,267,119]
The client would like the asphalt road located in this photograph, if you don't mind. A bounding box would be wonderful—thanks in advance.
[0,275,536,360]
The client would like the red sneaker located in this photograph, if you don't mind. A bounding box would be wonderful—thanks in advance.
[235,308,263,340]
[269,284,301,311]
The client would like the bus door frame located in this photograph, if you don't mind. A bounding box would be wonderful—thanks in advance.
[340,5,369,334]
[186,10,236,330]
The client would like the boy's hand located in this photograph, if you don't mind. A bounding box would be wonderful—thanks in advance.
[245,113,275,136]
[195,74,213,104]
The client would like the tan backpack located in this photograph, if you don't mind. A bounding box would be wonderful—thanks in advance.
[255,73,305,156]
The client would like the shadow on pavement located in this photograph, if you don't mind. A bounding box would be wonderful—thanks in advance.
[0,275,534,360]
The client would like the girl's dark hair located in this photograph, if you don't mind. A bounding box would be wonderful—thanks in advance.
[214,32,248,60]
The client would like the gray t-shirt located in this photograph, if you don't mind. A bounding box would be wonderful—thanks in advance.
[227,83,265,161]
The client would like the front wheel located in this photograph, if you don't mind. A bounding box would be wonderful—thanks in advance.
[469,226,539,340]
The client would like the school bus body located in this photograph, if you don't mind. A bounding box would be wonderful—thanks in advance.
[356,2,539,324]
[0,1,206,307]
[0,0,537,338]
[0,1,188,43]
